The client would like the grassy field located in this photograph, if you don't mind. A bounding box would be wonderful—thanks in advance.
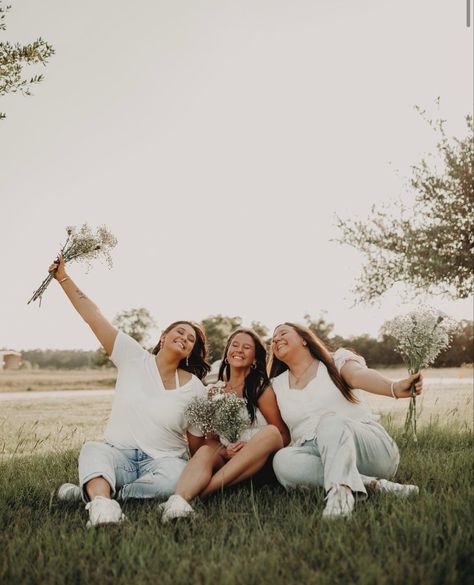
[0,424,472,585]
[0,374,472,584]
[0,368,117,392]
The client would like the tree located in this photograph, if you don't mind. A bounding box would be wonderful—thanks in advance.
[434,320,473,367]
[200,315,242,363]
[336,112,473,302]
[0,2,54,120]
[95,307,157,366]
[304,312,335,346]
[250,320,269,343]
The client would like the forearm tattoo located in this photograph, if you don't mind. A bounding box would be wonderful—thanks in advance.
[75,288,88,300]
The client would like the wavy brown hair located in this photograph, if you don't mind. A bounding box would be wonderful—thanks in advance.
[152,321,211,381]
[218,328,270,423]
[269,322,358,403]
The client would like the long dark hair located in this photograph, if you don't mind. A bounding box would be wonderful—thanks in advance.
[218,328,270,423]
[268,322,357,403]
[152,321,211,381]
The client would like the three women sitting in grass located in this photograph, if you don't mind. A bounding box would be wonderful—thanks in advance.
[52,259,422,526]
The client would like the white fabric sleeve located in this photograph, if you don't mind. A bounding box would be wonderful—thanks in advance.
[333,348,367,373]
[110,331,147,368]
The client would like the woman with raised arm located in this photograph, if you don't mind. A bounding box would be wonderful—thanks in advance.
[159,328,290,523]
[270,323,423,520]
[51,257,210,528]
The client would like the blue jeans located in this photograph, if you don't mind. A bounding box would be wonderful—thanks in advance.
[78,441,188,501]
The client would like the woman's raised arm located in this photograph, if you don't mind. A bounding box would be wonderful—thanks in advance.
[340,360,424,400]
[49,256,118,355]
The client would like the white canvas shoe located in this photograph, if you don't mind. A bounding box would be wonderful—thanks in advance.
[375,479,419,497]
[160,495,195,524]
[57,483,83,502]
[322,485,355,519]
[85,496,126,528]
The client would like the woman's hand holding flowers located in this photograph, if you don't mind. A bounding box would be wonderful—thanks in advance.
[393,372,424,399]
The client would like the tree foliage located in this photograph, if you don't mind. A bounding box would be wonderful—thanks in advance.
[250,321,269,343]
[0,2,54,120]
[200,315,242,363]
[336,112,474,302]
[95,307,157,367]
[304,312,335,346]
[15,313,473,369]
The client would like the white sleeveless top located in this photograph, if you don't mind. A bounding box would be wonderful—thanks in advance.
[272,348,377,446]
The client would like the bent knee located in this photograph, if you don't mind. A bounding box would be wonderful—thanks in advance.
[79,440,111,459]
[195,444,223,461]
[273,448,298,488]
[259,425,283,448]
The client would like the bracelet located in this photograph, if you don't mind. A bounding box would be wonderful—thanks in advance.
[390,382,398,399]
[58,277,70,284]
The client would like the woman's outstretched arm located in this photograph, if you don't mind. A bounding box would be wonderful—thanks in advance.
[49,256,118,355]
[340,360,424,399]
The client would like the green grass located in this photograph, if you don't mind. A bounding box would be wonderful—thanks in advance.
[1,424,472,585]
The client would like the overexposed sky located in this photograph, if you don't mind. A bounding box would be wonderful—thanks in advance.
[1,0,472,350]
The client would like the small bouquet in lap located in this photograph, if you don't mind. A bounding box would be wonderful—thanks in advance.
[384,307,455,441]
[28,224,117,305]
[185,382,249,446]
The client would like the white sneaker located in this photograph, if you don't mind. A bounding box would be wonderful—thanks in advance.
[160,495,195,524]
[85,496,126,528]
[322,485,355,519]
[375,479,419,498]
[57,483,83,502]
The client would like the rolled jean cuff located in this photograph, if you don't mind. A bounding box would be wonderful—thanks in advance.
[80,471,116,502]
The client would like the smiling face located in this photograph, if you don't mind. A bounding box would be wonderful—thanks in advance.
[226,332,256,369]
[161,323,196,358]
[271,324,306,362]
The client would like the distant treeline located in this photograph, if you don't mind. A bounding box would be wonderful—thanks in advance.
[17,319,473,369]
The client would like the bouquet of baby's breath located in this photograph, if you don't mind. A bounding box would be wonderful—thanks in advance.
[185,381,249,444]
[384,307,456,440]
[28,224,117,305]
[211,389,249,445]
[184,394,219,436]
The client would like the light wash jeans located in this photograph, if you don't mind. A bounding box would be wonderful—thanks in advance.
[78,441,188,502]
[273,415,400,498]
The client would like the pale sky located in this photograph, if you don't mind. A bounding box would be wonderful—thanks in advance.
[0,0,472,350]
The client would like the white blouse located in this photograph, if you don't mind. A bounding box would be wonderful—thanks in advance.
[272,348,378,446]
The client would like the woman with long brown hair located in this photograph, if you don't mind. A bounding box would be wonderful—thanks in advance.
[270,322,423,519]
[51,256,211,528]
[159,328,290,523]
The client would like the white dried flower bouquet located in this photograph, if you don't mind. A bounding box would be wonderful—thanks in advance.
[384,307,456,440]
[27,224,118,305]
[185,382,249,445]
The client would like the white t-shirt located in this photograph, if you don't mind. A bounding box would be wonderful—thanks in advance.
[272,348,377,446]
[104,331,206,459]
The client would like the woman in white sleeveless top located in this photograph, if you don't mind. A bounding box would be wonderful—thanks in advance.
[49,257,211,528]
[160,328,290,523]
[270,322,423,519]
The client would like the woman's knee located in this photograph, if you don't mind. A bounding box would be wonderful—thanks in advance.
[272,448,299,488]
[79,440,110,459]
[194,444,223,463]
[273,447,325,490]
[259,425,283,449]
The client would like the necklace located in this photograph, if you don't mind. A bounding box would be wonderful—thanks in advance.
[289,359,317,387]
[225,381,245,394]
